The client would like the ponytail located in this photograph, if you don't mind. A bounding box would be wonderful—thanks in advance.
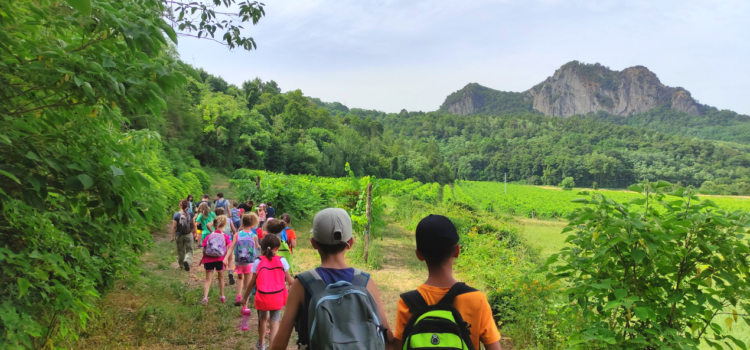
[260,234,281,261]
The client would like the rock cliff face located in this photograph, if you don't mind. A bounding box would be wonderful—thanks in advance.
[440,61,702,117]
[527,62,701,117]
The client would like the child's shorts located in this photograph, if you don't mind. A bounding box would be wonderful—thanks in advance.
[204,261,224,271]
[258,309,281,322]
[235,264,253,274]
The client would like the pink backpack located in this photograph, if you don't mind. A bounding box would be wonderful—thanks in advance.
[254,255,287,311]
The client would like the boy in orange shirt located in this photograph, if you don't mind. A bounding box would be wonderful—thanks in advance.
[394,214,502,350]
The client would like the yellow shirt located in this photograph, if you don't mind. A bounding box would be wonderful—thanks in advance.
[395,284,501,349]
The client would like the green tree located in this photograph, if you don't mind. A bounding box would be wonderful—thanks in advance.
[547,181,750,349]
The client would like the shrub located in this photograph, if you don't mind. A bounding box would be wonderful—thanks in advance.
[561,177,575,191]
[546,180,750,349]
[592,181,598,190]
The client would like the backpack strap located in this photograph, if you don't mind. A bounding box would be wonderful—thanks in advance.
[351,268,370,287]
[401,290,429,314]
[296,269,327,296]
[438,282,477,305]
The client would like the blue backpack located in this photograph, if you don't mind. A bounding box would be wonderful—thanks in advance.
[280,227,289,243]
[234,230,257,264]
[230,208,241,228]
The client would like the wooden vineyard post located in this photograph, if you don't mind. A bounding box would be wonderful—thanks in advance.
[363,182,372,263]
[255,176,261,191]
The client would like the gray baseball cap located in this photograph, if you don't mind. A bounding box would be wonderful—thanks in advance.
[312,208,353,246]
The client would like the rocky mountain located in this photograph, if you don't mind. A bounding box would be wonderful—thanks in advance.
[440,61,703,117]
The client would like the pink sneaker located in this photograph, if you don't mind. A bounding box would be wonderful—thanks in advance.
[220,295,226,303]
[201,297,208,306]
[234,295,242,306]
[240,308,252,331]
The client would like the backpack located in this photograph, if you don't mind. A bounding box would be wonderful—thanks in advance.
[234,230,257,264]
[254,256,288,311]
[216,198,229,213]
[176,211,192,235]
[296,269,385,350]
[277,240,293,272]
[400,283,478,350]
[204,232,227,257]
[230,208,242,228]
[280,227,289,243]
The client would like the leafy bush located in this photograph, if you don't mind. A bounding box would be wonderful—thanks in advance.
[561,177,575,191]
[189,168,212,194]
[546,180,750,349]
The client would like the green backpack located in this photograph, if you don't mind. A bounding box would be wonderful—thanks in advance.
[400,283,477,350]
[277,240,293,274]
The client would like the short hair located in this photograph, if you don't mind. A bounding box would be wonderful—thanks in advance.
[267,202,273,207]
[215,207,226,216]
[217,192,224,198]
[315,241,349,256]
[202,194,210,199]
[242,213,259,228]
[232,201,238,207]
[280,213,291,225]
[419,244,457,267]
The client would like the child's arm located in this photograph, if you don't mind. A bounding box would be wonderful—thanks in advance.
[485,341,502,350]
[230,220,238,234]
[270,279,304,350]
[366,279,395,349]
[224,232,238,265]
[284,270,294,285]
[241,273,257,304]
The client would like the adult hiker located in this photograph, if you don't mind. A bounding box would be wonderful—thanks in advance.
[215,192,231,217]
[172,199,197,271]
[238,198,254,213]
[266,202,276,220]
[186,194,195,214]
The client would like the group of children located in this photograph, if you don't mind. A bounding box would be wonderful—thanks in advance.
[177,195,501,350]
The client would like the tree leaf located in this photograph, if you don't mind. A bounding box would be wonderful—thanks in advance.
[0,169,21,184]
[634,307,649,320]
[726,317,733,331]
[603,300,622,311]
[65,0,91,16]
[110,165,125,176]
[631,249,647,262]
[78,174,94,189]
[17,277,31,297]
[685,303,700,316]
[102,57,116,68]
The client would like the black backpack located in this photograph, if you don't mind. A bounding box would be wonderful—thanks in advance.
[400,283,477,350]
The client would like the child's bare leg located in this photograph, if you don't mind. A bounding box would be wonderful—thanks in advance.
[217,271,225,297]
[269,319,280,345]
[203,270,214,299]
[258,313,269,347]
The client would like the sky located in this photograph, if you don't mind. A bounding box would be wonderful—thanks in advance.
[177,0,750,115]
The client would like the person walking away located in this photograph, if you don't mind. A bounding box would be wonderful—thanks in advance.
[264,219,294,274]
[394,215,502,350]
[279,213,297,253]
[216,207,238,286]
[238,198,253,215]
[194,202,215,242]
[227,213,261,308]
[266,202,275,220]
[258,203,267,228]
[197,194,212,210]
[231,201,243,229]
[172,199,196,271]
[241,234,293,350]
[215,192,231,218]
[186,194,195,215]
[269,208,393,350]
[200,215,232,305]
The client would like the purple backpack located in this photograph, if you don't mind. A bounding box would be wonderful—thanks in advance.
[205,232,227,257]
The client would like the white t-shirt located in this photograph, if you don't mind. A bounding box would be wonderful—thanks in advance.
[251,257,290,274]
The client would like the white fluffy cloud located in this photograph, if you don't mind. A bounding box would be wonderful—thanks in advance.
[177,0,750,114]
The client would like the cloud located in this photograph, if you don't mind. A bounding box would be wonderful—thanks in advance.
[177,0,750,114]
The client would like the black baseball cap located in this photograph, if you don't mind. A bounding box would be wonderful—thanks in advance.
[415,214,459,252]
